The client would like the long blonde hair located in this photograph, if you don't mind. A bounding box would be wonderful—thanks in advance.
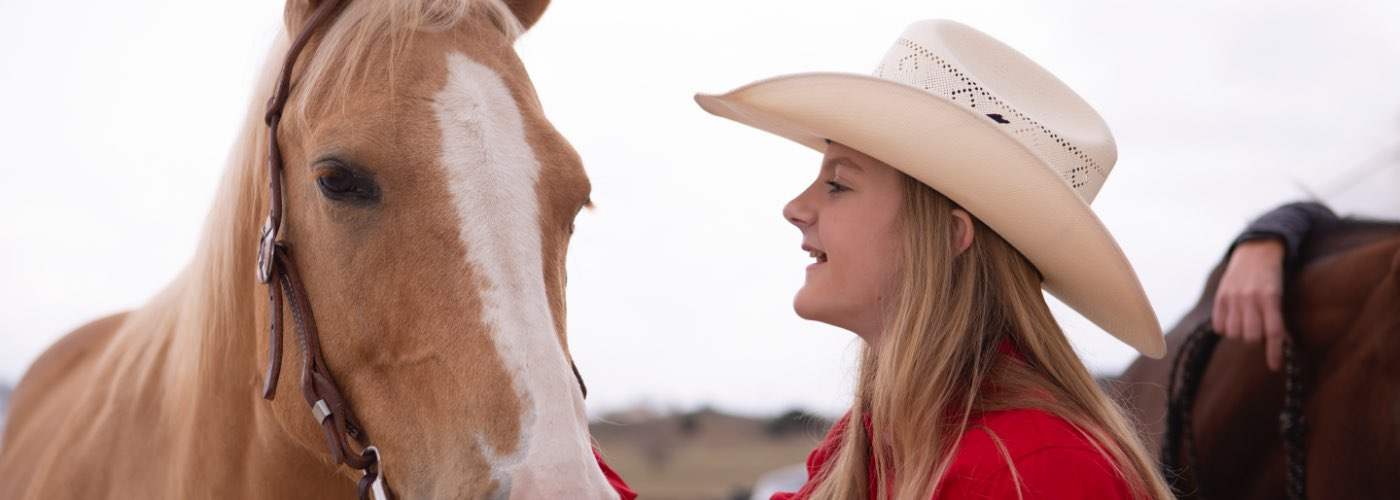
[807,174,1172,499]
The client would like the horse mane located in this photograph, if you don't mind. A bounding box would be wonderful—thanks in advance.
[149,34,284,403]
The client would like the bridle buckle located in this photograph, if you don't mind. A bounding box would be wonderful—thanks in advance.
[364,446,389,500]
[256,216,276,283]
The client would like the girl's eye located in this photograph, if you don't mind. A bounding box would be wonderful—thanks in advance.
[826,180,850,193]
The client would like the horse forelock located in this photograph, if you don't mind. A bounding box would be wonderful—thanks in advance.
[290,0,523,121]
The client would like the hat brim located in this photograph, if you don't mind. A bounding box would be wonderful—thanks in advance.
[695,72,1165,358]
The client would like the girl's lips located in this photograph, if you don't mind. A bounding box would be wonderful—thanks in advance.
[802,244,827,271]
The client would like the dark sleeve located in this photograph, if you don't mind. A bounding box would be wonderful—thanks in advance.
[1228,201,1338,269]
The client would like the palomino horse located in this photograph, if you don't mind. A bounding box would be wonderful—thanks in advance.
[1111,217,1400,499]
[0,1,619,498]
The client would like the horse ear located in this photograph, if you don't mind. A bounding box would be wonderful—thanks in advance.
[283,0,326,35]
[501,0,551,32]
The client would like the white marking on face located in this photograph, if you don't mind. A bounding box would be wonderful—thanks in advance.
[433,52,617,499]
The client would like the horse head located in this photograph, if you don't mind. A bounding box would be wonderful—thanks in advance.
[254,1,611,497]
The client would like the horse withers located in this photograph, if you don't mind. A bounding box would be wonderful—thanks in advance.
[0,1,618,498]
[1111,217,1400,499]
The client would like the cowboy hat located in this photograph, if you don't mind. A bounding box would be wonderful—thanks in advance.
[694,19,1165,358]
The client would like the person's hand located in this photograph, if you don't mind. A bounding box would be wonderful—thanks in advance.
[1212,238,1288,371]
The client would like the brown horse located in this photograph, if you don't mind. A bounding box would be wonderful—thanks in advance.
[1111,216,1400,499]
[0,1,619,498]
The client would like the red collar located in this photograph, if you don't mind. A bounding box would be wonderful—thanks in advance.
[996,338,1025,361]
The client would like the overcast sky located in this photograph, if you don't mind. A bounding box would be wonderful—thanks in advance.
[2,0,1398,417]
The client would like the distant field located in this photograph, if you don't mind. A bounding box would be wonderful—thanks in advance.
[591,408,831,500]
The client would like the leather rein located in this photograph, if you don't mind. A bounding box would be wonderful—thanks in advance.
[1163,320,1308,499]
[257,3,590,498]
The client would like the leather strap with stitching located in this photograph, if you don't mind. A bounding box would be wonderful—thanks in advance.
[257,1,388,499]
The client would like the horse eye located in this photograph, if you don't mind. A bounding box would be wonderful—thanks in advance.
[315,163,380,204]
[318,171,355,193]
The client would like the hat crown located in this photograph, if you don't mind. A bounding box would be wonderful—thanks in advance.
[873,20,1117,203]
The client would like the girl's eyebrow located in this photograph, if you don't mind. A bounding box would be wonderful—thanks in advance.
[823,156,864,173]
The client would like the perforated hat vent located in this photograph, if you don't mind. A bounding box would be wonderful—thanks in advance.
[874,37,1112,202]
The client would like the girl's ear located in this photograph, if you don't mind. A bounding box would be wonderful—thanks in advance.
[951,208,975,255]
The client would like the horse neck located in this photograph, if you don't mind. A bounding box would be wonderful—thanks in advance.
[1298,218,1400,262]
[1290,231,1400,497]
[1295,227,1400,355]
[1288,222,1400,347]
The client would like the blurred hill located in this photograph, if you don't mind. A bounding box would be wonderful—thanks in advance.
[591,406,831,500]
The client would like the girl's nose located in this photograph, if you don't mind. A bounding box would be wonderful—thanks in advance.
[783,193,814,228]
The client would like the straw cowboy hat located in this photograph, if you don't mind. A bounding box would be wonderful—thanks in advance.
[695,19,1166,358]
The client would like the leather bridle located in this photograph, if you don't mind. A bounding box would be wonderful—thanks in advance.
[256,1,392,498]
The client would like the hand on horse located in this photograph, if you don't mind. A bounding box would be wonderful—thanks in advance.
[1212,238,1288,371]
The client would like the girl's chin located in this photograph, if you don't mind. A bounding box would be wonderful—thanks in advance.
[792,292,814,320]
[792,289,831,322]
[794,289,870,335]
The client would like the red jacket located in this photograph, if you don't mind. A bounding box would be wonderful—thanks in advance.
[592,407,1130,500]
[769,407,1133,499]
[593,343,1132,500]
[771,343,1133,499]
